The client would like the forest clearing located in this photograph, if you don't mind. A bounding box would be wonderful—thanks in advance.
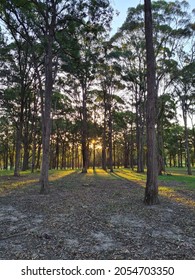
[0,168,195,260]
[0,0,195,262]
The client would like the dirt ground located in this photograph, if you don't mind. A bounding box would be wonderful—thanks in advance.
[0,170,195,260]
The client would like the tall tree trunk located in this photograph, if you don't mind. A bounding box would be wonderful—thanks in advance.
[31,94,38,173]
[61,141,66,169]
[124,132,129,168]
[55,131,60,170]
[4,128,9,170]
[135,98,144,172]
[130,123,134,171]
[31,131,36,173]
[157,121,165,175]
[192,127,195,167]
[40,39,53,193]
[22,114,30,171]
[14,98,24,176]
[9,146,14,170]
[102,90,107,170]
[113,139,116,169]
[144,0,159,205]
[14,127,22,176]
[81,86,88,173]
[182,104,192,175]
[108,101,113,172]
[71,140,75,170]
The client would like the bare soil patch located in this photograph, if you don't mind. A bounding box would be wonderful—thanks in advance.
[0,170,194,260]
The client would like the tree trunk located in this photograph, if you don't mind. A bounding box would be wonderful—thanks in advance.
[31,131,36,173]
[81,86,88,173]
[31,95,37,173]
[61,141,66,169]
[102,90,107,171]
[55,132,60,170]
[71,140,75,170]
[182,104,192,175]
[157,121,165,175]
[135,89,144,173]
[124,132,129,168]
[108,101,113,172]
[144,0,159,205]
[4,128,9,170]
[40,39,53,193]
[22,118,29,171]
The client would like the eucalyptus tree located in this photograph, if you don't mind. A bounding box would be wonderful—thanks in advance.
[164,123,185,167]
[0,116,10,169]
[144,0,159,205]
[157,93,176,174]
[189,109,195,167]
[173,61,195,174]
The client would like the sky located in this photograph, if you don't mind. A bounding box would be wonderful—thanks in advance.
[110,0,195,35]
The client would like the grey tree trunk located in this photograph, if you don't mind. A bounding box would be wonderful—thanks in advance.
[40,41,53,193]
[14,126,22,176]
[182,102,192,175]
[108,100,113,172]
[144,0,159,205]
[14,99,24,176]
[102,90,107,171]
[81,86,88,173]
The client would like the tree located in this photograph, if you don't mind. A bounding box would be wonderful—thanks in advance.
[144,0,159,205]
[157,93,176,174]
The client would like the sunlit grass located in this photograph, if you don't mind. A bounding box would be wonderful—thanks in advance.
[159,173,195,190]
[113,167,195,190]
[113,168,146,186]
[0,167,194,209]
[158,186,195,208]
[0,169,76,195]
[49,169,76,181]
[80,168,119,180]
[114,168,195,208]
[0,177,39,195]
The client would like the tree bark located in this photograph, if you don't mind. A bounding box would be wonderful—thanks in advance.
[124,132,129,168]
[81,86,88,173]
[40,37,54,193]
[14,98,24,176]
[39,1,57,193]
[135,91,144,173]
[182,102,192,175]
[102,90,107,171]
[108,100,113,172]
[22,104,30,171]
[144,0,159,205]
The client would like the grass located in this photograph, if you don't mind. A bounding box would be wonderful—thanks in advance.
[0,167,194,208]
[159,168,195,190]
[0,167,194,190]
[113,167,195,208]
[0,169,76,194]
[113,168,146,184]
[111,167,195,190]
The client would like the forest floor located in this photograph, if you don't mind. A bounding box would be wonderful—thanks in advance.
[0,168,195,260]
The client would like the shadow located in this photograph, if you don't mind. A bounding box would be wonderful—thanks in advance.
[0,167,194,210]
[113,168,195,209]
